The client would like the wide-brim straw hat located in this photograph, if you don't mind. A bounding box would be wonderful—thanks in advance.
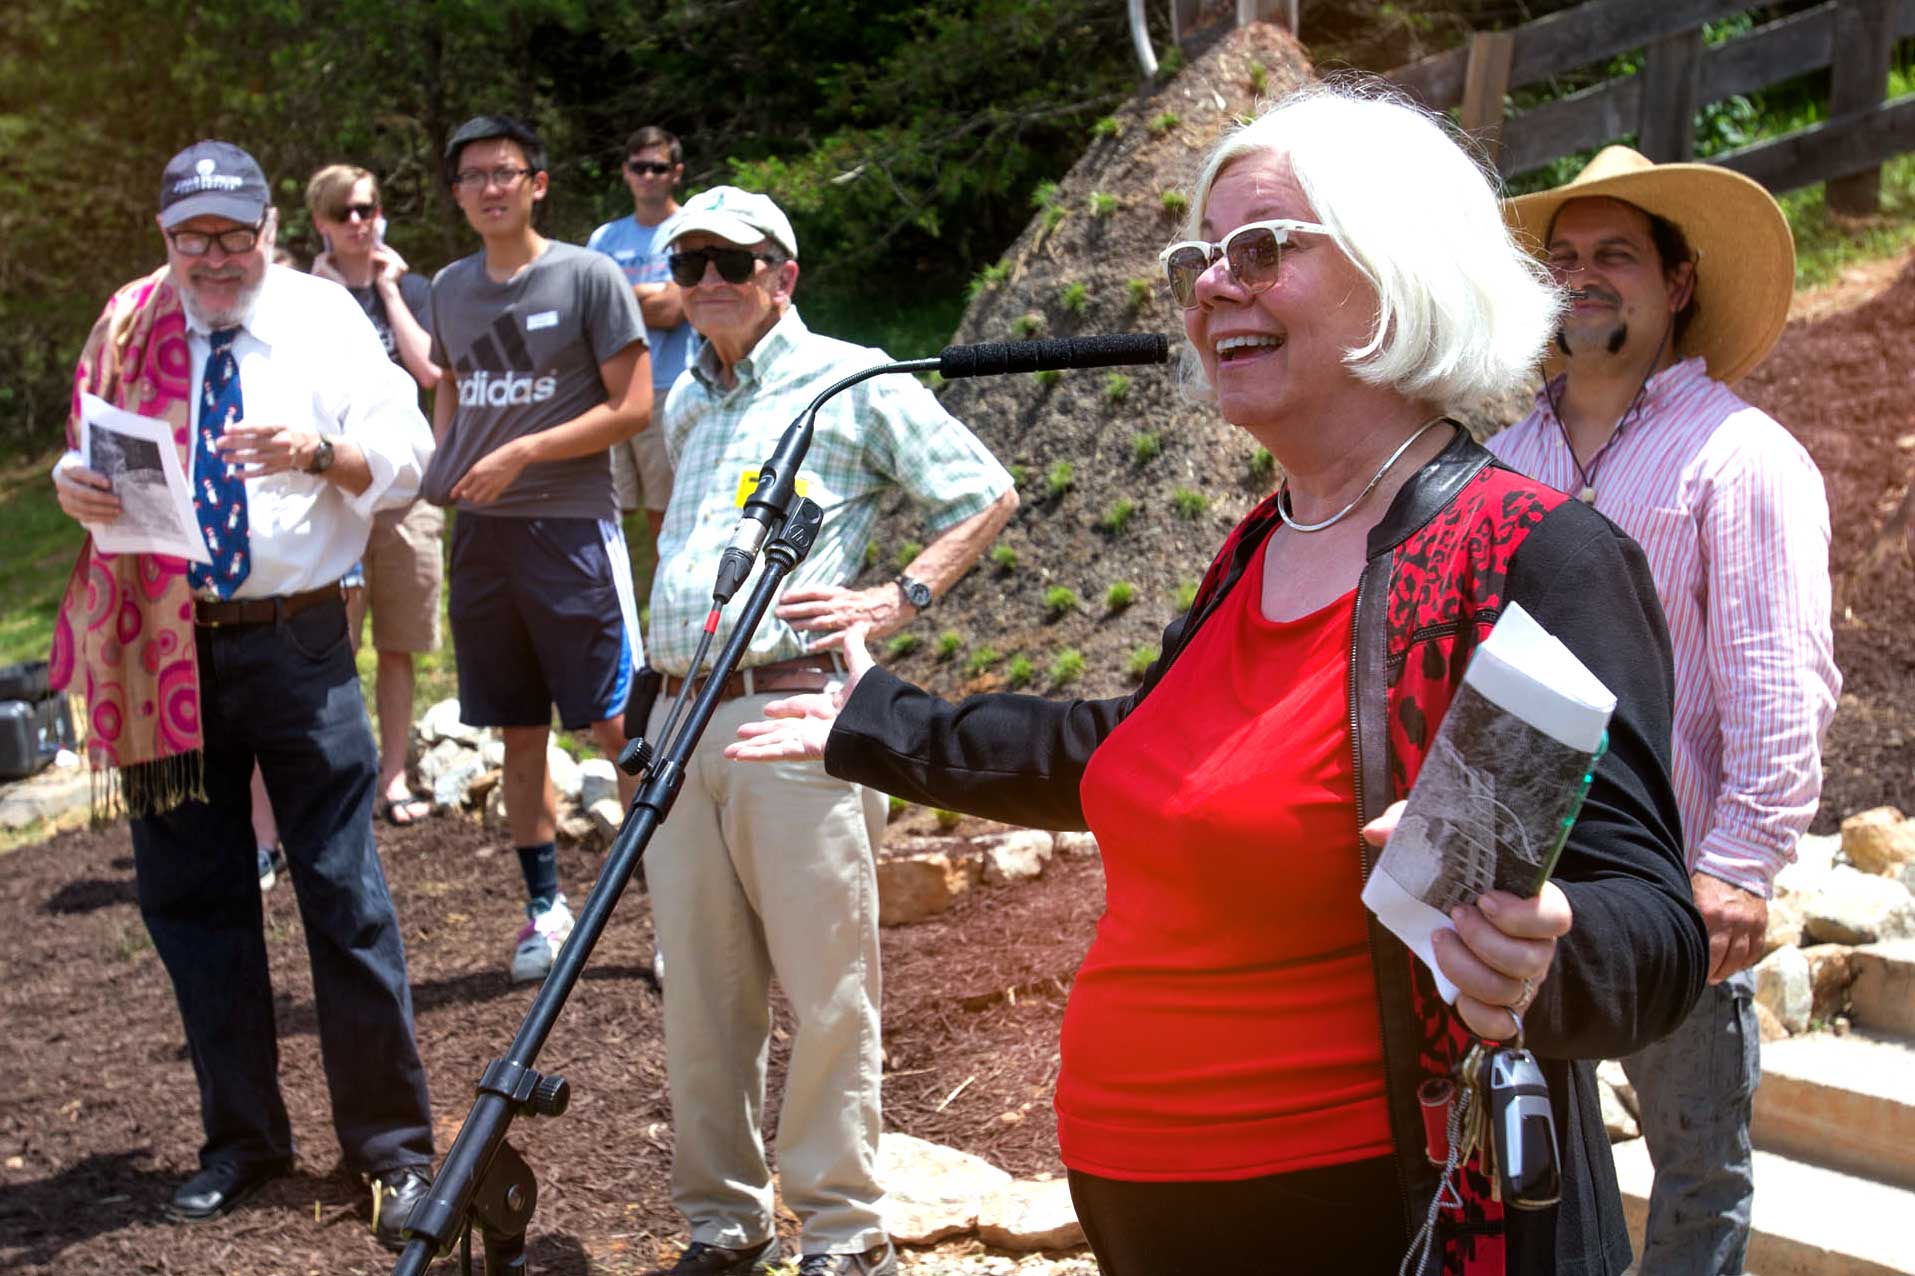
[1505,145,1794,385]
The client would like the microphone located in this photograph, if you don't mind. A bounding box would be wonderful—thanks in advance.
[937,333,1169,379]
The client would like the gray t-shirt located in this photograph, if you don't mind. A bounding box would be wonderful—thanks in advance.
[424,241,646,519]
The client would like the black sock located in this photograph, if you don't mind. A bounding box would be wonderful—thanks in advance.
[516,842,559,904]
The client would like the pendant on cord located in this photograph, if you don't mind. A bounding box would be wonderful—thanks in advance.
[1577,486,1597,505]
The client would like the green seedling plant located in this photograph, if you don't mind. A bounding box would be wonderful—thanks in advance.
[1059,281,1089,314]
[935,630,962,661]
[1171,487,1209,520]
[885,633,921,658]
[1044,585,1080,617]
[965,260,1010,300]
[1105,580,1136,611]
[1051,648,1086,687]
[1103,372,1132,402]
[1091,115,1123,140]
[1006,653,1036,688]
[894,540,923,571]
[1045,461,1074,500]
[1249,445,1275,481]
[989,543,1019,571]
[1012,312,1045,339]
[1126,277,1154,309]
[1089,192,1119,217]
[1098,499,1136,535]
[1149,112,1181,136]
[1126,644,1160,680]
[1008,463,1028,488]
[967,645,1001,676]
[1160,189,1189,216]
[1131,430,1161,464]
[1035,368,1062,388]
[1172,579,1199,611]
[934,807,964,831]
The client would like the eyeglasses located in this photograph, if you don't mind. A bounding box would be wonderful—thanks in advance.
[330,202,378,222]
[1158,218,1331,309]
[166,218,267,258]
[453,166,533,191]
[626,160,673,176]
[668,246,780,287]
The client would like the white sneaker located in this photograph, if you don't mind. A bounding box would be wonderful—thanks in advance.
[509,894,574,983]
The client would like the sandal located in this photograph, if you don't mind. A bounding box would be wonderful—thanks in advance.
[379,794,434,827]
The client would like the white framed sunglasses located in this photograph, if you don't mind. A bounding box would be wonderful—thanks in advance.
[1158,218,1332,309]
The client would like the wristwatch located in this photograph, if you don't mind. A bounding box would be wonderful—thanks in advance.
[306,435,336,475]
[894,573,933,612]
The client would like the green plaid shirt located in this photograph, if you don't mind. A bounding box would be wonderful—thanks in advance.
[647,306,1012,677]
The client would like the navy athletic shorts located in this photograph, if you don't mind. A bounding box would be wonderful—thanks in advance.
[447,511,640,730]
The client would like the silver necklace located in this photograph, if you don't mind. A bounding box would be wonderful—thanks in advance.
[1276,417,1451,533]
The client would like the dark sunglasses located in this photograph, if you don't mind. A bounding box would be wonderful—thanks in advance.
[627,160,674,176]
[668,246,779,287]
[1158,218,1331,309]
[330,202,378,223]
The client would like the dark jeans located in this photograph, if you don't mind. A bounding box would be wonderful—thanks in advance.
[130,598,433,1175]
[1068,1156,1405,1274]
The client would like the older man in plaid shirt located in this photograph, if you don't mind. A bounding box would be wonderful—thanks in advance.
[641,187,1016,1276]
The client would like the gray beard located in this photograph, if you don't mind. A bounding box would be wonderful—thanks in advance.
[180,273,266,331]
[1555,322,1629,358]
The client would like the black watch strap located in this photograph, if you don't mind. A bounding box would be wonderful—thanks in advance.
[894,573,933,611]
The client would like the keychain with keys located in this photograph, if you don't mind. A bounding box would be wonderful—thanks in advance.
[1473,1022,1562,1210]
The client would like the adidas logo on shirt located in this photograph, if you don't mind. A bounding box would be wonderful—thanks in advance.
[458,369,559,406]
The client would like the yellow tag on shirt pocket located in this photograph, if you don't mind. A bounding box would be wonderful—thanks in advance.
[734,468,810,507]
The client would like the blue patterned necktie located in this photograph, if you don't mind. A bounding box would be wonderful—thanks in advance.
[187,327,251,598]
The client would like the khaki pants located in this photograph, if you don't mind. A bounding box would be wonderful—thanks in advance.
[646,693,889,1253]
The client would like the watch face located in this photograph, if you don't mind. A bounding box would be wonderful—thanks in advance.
[900,577,931,609]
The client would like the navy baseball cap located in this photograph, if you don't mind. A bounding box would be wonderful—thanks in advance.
[159,141,270,229]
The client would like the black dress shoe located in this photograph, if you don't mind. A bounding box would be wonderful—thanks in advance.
[644,1238,783,1275]
[167,1158,290,1220]
[370,1165,434,1251]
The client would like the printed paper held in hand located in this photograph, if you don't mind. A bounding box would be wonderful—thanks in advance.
[79,393,211,563]
[1360,602,1614,1003]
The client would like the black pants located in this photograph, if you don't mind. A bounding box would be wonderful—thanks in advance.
[130,599,433,1174]
[1068,1156,1405,1275]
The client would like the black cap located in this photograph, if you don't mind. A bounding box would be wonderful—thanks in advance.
[159,141,270,229]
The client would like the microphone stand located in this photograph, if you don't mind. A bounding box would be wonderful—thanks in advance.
[391,337,1160,1274]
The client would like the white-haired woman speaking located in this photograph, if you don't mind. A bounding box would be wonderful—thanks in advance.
[727,84,1706,1276]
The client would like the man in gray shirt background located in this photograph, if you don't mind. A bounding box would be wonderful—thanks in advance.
[423,114,651,983]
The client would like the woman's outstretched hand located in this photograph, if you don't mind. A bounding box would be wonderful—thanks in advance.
[1363,800,1573,1041]
[724,624,876,763]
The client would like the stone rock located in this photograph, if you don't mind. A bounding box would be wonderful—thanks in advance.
[978,830,1054,885]
[546,745,583,802]
[1597,1074,1639,1142]
[1054,831,1099,858]
[466,768,502,807]
[1763,893,1806,956]
[482,738,506,768]
[578,758,619,809]
[1801,944,1854,1021]
[1595,1059,1637,1119]
[1753,1000,1789,1042]
[1754,945,1812,1033]
[557,810,596,847]
[1849,940,1915,1036]
[1802,866,1915,945]
[418,698,482,745]
[484,784,509,830]
[877,852,979,926]
[420,738,487,812]
[977,1178,1085,1251]
[877,1132,1012,1245]
[1843,806,1915,877]
[588,797,624,843]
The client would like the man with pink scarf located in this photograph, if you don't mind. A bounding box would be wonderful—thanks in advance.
[49,140,436,1248]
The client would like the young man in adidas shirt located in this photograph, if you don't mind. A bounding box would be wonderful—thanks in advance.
[423,115,651,982]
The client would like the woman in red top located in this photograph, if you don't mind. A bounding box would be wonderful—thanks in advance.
[729,83,1704,1276]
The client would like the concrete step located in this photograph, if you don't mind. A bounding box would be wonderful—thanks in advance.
[1613,1138,1915,1276]
[1850,941,1915,1037]
[1753,1030,1915,1189]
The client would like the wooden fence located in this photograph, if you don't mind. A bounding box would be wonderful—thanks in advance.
[1385,0,1915,214]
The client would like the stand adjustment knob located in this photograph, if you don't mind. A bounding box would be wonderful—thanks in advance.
[530,1073,571,1118]
[618,737,654,776]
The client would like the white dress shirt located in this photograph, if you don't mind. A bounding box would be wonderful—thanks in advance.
[63,265,433,599]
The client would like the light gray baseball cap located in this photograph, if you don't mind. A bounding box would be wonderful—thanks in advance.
[657,185,798,259]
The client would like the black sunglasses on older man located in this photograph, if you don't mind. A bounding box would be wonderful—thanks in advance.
[668,246,780,287]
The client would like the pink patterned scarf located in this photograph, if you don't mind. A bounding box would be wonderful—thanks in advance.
[48,267,205,816]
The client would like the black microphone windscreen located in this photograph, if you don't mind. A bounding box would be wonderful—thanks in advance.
[938,333,1170,379]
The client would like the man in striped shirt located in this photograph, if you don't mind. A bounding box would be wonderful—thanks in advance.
[1494,147,1840,1275]
[640,186,1017,1276]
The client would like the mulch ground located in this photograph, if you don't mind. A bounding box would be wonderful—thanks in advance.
[0,810,1101,1275]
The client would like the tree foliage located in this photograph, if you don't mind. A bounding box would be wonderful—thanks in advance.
[0,0,1143,450]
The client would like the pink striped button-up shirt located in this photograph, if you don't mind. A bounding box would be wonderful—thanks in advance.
[1488,356,1841,897]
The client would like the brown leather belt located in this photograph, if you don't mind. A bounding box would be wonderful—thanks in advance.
[661,652,844,703]
[194,583,344,629]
